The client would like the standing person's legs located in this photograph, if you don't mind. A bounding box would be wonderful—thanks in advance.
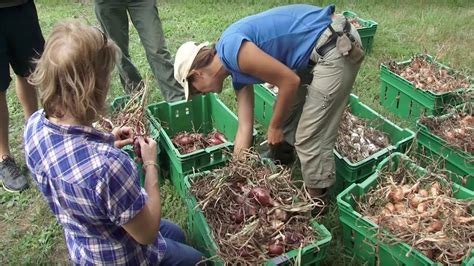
[94,0,142,93]
[0,0,45,192]
[128,0,185,102]
[295,45,362,200]
[159,219,205,265]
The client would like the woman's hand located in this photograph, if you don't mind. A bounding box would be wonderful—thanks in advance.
[137,136,157,163]
[112,127,134,148]
[267,126,284,145]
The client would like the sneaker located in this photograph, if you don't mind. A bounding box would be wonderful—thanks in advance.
[0,155,29,192]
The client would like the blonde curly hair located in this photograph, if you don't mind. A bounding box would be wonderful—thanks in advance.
[29,20,119,125]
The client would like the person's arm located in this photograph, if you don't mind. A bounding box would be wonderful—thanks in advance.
[121,136,161,245]
[234,85,254,157]
[237,41,300,145]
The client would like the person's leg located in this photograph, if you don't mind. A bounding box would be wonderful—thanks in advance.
[159,219,186,243]
[128,0,185,102]
[94,0,142,93]
[295,41,362,200]
[15,76,37,119]
[0,92,10,157]
[159,219,204,265]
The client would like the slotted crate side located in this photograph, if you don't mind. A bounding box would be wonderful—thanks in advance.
[333,94,414,186]
[379,55,472,121]
[184,172,332,266]
[146,94,256,197]
[416,110,473,190]
[337,153,473,266]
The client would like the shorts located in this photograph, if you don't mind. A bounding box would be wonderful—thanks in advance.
[0,0,44,91]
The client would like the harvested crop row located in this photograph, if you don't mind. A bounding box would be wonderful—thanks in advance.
[189,151,323,265]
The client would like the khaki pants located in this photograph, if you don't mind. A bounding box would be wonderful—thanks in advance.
[282,17,363,189]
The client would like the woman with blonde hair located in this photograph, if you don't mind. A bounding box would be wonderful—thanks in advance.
[174,4,364,211]
[25,20,203,265]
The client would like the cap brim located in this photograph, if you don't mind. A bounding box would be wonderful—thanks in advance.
[183,79,190,101]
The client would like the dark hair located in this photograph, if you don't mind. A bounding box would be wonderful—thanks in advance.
[187,45,216,92]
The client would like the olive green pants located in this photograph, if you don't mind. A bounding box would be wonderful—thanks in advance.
[283,17,363,189]
[94,0,184,102]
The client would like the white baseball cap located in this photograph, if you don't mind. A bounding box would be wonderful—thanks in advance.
[174,41,210,101]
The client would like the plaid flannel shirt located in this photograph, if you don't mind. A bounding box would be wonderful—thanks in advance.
[24,110,166,265]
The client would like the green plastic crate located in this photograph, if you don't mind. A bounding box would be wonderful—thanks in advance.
[146,93,257,198]
[333,94,415,186]
[380,55,472,122]
[337,152,473,266]
[111,96,161,187]
[254,84,276,129]
[253,88,415,194]
[184,172,332,266]
[416,111,473,191]
[342,11,378,52]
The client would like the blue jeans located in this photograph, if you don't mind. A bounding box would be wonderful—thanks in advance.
[160,219,204,265]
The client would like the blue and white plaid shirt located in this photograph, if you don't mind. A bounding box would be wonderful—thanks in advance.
[24,110,166,265]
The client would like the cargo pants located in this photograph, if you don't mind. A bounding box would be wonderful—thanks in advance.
[282,16,364,189]
[94,0,184,102]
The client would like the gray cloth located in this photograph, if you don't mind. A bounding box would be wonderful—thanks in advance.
[0,0,28,8]
[94,0,184,102]
[282,16,364,189]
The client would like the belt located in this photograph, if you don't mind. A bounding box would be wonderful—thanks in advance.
[316,20,353,57]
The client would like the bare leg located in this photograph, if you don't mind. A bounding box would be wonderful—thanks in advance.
[15,76,38,119]
[0,91,9,157]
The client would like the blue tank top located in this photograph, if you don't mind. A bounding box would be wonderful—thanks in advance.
[216,4,335,89]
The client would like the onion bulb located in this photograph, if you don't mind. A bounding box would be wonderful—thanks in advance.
[249,187,274,206]
[418,189,429,197]
[387,186,404,202]
[267,242,285,256]
[426,220,443,233]
[384,202,395,213]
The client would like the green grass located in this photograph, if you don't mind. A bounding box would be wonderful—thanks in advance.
[1,0,473,264]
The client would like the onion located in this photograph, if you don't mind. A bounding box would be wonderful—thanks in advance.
[231,211,244,223]
[426,220,443,233]
[418,189,429,197]
[267,242,285,256]
[214,132,227,143]
[409,195,422,208]
[385,202,396,213]
[249,187,274,206]
[273,209,288,222]
[133,138,142,162]
[394,202,406,213]
[387,186,404,202]
[401,184,412,195]
[285,232,303,244]
[417,203,427,213]
[430,182,440,196]
[422,249,434,259]
[207,137,223,146]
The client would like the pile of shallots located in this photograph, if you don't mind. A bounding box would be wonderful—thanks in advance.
[190,151,322,265]
[420,109,473,155]
[387,55,470,93]
[172,131,227,154]
[357,161,473,264]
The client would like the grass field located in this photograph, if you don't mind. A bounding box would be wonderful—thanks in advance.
[1,0,472,264]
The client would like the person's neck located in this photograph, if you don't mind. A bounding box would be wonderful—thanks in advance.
[210,54,229,82]
[49,113,89,127]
